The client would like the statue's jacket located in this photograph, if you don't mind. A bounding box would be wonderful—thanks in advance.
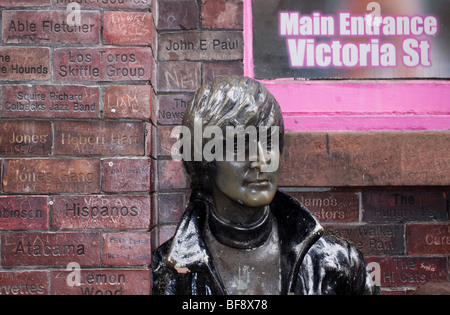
[152,191,375,295]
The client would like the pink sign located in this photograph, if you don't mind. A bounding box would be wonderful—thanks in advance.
[244,0,450,131]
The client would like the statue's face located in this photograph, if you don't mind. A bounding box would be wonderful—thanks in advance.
[211,140,280,208]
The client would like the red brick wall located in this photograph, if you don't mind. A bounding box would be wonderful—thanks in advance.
[0,0,153,295]
[0,0,448,296]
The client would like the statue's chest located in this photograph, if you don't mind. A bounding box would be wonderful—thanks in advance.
[206,222,281,295]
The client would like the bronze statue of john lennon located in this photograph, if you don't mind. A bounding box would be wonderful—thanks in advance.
[152,76,375,295]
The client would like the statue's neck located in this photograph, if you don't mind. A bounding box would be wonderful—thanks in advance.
[208,187,273,250]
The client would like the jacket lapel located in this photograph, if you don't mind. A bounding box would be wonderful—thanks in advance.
[166,201,226,295]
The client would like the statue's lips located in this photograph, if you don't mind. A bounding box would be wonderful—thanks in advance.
[243,179,270,187]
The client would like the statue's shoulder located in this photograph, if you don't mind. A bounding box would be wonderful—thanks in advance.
[300,233,375,295]
[309,232,363,264]
[152,238,173,270]
[151,238,180,295]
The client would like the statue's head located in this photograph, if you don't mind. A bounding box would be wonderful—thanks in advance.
[181,76,284,208]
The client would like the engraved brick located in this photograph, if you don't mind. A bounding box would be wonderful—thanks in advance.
[158,94,191,125]
[0,196,49,230]
[201,0,243,29]
[102,158,152,193]
[53,48,152,82]
[159,31,243,61]
[104,85,152,119]
[157,0,198,30]
[202,62,243,83]
[3,159,100,194]
[2,10,100,44]
[53,195,151,230]
[158,125,178,157]
[280,132,450,187]
[50,269,150,295]
[407,224,450,255]
[0,47,50,81]
[0,85,100,119]
[54,0,151,9]
[159,193,185,224]
[324,224,405,255]
[158,160,188,190]
[1,232,101,267]
[102,232,151,266]
[362,191,447,222]
[157,62,201,92]
[365,256,448,287]
[104,12,152,45]
[288,191,359,223]
[0,0,50,6]
[0,121,52,155]
[54,121,145,156]
[0,271,49,295]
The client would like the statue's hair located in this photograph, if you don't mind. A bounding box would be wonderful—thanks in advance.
[181,76,285,197]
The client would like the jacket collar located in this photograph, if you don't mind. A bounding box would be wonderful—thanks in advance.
[271,191,324,294]
[166,190,323,294]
